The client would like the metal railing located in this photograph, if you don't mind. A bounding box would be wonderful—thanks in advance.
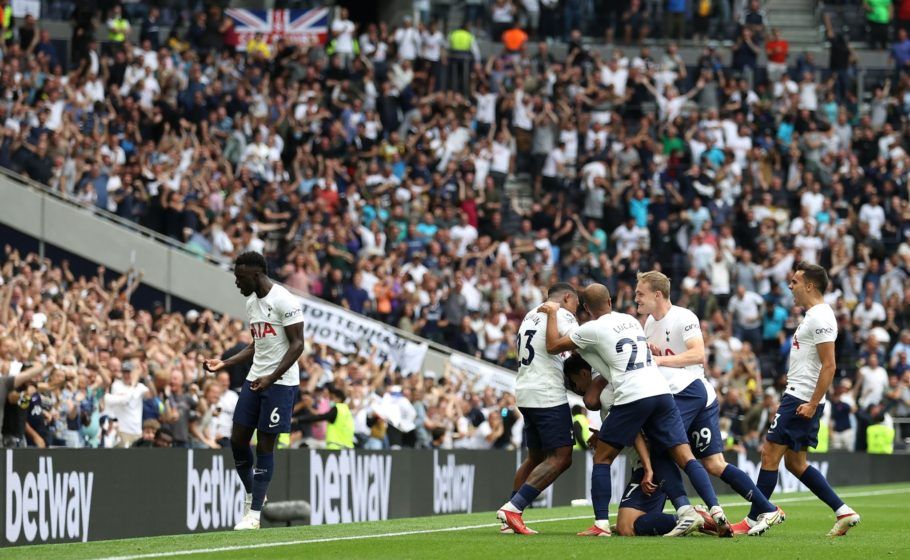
[0,165,230,269]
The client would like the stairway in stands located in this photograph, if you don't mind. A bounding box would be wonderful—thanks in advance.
[763,0,821,45]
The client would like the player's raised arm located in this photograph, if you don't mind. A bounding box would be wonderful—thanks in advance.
[537,301,578,354]
[797,340,836,420]
[250,320,304,392]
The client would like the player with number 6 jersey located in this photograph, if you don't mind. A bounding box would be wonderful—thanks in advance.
[635,271,783,536]
[202,251,304,531]
[539,283,730,538]
[497,283,581,535]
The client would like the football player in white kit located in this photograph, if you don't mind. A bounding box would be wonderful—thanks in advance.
[732,262,860,536]
[635,271,783,536]
[203,251,304,531]
[498,283,580,535]
[562,354,720,537]
[539,283,730,537]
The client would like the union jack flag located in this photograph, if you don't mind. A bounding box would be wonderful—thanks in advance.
[226,8,329,50]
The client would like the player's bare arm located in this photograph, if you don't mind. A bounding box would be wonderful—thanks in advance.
[250,321,304,392]
[203,341,255,373]
[537,302,577,354]
[653,336,705,368]
[583,375,607,411]
[633,433,658,495]
[797,340,835,420]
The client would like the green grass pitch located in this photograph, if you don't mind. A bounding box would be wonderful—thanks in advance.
[3,483,907,560]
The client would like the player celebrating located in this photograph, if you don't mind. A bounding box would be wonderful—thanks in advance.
[539,283,730,537]
[563,354,719,537]
[497,283,580,535]
[733,263,860,536]
[635,271,783,535]
[203,252,304,531]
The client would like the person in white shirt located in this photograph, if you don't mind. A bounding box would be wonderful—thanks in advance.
[213,372,239,446]
[449,211,479,257]
[203,251,304,531]
[855,354,889,410]
[104,361,149,447]
[497,284,580,534]
[727,285,764,350]
[635,271,781,535]
[752,262,860,536]
[330,8,357,64]
[852,295,886,338]
[640,75,705,122]
[393,16,421,61]
[532,284,729,538]
[612,217,648,259]
[858,194,886,240]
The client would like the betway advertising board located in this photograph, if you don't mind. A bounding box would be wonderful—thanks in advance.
[2,449,909,544]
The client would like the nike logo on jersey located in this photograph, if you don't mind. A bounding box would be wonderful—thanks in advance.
[268,422,279,428]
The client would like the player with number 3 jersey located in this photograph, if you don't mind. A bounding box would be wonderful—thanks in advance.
[635,271,783,536]
[498,284,581,535]
[733,262,860,536]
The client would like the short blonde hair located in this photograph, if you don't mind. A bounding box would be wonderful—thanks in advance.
[636,271,671,299]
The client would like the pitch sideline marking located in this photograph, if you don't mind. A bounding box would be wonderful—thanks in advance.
[95,487,909,560]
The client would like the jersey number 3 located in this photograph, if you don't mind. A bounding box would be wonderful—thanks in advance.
[615,336,653,372]
[519,329,536,366]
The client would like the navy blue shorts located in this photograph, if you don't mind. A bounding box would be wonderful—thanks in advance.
[233,380,298,433]
[519,404,573,451]
[766,393,824,452]
[674,380,724,459]
[599,394,688,452]
[619,467,667,514]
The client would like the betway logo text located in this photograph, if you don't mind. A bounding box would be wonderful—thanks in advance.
[736,452,830,493]
[186,450,245,531]
[5,451,94,543]
[310,450,392,525]
[433,451,475,514]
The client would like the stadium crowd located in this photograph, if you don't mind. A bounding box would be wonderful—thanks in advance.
[1,1,910,451]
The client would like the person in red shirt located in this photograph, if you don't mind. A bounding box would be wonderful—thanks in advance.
[899,0,910,33]
[765,28,789,83]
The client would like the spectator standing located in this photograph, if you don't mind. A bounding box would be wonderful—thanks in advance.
[765,28,789,83]
[866,0,894,50]
[104,361,149,447]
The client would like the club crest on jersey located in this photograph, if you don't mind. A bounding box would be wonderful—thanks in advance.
[665,330,670,342]
[250,322,277,338]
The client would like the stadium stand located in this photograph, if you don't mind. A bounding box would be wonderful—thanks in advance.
[0,1,909,452]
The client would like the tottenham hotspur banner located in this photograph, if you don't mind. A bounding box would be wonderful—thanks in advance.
[226,8,329,50]
[297,297,428,376]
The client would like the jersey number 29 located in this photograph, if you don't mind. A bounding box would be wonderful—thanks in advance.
[615,336,653,371]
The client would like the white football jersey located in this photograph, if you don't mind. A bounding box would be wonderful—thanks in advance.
[246,284,304,386]
[786,303,837,403]
[515,307,579,408]
[569,312,670,406]
[644,305,716,405]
